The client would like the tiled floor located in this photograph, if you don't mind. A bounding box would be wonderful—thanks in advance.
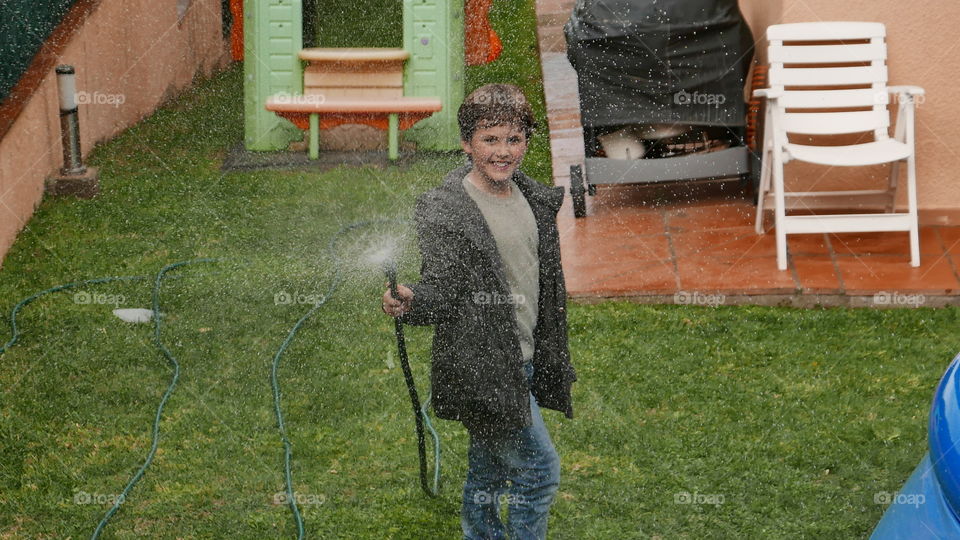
[534,0,960,305]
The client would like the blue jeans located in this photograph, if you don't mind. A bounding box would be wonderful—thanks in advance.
[461,362,561,540]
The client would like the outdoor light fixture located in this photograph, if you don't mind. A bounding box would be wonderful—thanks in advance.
[56,65,85,175]
[47,64,99,198]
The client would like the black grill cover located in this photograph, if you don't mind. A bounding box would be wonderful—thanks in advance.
[564,0,754,128]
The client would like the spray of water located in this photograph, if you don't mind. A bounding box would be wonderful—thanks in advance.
[307,221,416,305]
[363,240,402,272]
[353,226,411,273]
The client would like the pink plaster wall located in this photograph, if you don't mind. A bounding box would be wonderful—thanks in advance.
[739,0,782,63]
[0,0,230,264]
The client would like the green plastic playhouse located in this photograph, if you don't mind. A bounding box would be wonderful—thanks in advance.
[242,0,464,153]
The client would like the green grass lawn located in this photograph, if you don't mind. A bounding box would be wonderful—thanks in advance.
[1,1,959,538]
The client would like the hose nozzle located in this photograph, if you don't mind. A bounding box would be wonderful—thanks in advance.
[383,259,399,299]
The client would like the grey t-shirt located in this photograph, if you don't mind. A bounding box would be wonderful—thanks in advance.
[463,176,540,362]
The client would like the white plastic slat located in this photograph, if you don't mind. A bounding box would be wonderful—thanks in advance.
[769,43,886,64]
[767,22,886,42]
[769,65,888,87]
[782,213,913,234]
[782,110,889,134]
[766,192,893,211]
[779,88,887,109]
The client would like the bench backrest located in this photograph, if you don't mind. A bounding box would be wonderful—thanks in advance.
[301,48,409,100]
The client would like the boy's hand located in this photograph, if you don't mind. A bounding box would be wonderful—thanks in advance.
[382,284,414,317]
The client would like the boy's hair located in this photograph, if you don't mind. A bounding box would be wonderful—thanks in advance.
[457,84,537,142]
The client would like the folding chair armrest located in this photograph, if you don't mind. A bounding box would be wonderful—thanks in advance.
[753,88,784,100]
[887,86,923,143]
[888,85,925,97]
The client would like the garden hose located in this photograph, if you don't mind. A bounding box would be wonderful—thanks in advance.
[385,261,441,497]
[0,274,149,355]
[270,219,441,537]
[0,262,221,538]
[92,258,220,539]
[0,219,442,538]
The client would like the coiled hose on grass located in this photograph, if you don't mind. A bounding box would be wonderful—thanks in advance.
[0,260,219,539]
[0,220,441,539]
[91,258,219,539]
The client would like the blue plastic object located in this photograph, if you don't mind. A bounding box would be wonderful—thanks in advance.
[930,353,960,519]
[871,353,960,539]
[870,453,960,539]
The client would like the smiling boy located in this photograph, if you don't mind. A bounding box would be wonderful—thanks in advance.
[381,83,576,539]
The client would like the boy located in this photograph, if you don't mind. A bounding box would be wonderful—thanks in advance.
[382,83,576,539]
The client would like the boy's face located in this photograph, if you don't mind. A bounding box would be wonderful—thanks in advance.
[460,122,528,187]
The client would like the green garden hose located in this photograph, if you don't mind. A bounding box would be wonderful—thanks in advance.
[0,263,216,538]
[386,261,441,497]
[92,258,219,539]
[0,274,148,355]
[0,220,442,539]
[270,220,441,537]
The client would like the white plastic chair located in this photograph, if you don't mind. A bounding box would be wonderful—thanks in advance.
[753,22,923,270]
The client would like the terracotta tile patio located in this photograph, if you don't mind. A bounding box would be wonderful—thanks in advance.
[534,0,960,306]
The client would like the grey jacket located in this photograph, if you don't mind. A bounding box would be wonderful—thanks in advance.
[401,165,576,431]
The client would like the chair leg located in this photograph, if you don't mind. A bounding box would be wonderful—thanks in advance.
[755,146,772,234]
[909,224,920,267]
[754,204,764,235]
[889,101,908,212]
[773,157,789,270]
[776,223,788,270]
[907,154,920,267]
[887,160,902,213]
